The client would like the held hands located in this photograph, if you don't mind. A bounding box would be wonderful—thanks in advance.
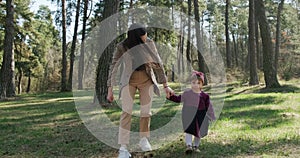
[164,86,174,99]
[108,86,174,102]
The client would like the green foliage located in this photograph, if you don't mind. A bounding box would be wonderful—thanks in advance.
[12,2,61,93]
[0,0,62,93]
[52,0,77,27]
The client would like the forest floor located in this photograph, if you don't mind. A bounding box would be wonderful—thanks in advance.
[0,79,299,158]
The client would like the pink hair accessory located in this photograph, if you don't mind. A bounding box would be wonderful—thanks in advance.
[192,70,204,82]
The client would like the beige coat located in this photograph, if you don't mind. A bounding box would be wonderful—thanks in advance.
[107,39,167,97]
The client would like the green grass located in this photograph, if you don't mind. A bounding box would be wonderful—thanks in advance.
[0,80,299,157]
[0,92,114,157]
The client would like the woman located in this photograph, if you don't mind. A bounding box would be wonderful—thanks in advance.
[106,23,174,158]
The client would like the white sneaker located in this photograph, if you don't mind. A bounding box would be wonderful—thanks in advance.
[139,137,152,151]
[118,147,131,158]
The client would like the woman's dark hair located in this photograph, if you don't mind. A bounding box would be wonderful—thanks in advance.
[123,23,147,49]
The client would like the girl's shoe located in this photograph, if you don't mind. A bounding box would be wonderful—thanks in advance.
[185,145,193,154]
[193,146,200,153]
[118,147,131,158]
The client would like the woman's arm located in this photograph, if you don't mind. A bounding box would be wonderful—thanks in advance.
[107,43,125,102]
[146,40,167,83]
[107,43,125,87]
[146,40,174,97]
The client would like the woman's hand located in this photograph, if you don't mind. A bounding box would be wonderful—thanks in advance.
[164,86,174,99]
[107,87,114,103]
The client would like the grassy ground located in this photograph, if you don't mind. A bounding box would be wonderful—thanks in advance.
[0,79,299,157]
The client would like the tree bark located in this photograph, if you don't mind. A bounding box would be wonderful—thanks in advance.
[274,0,285,71]
[248,0,259,85]
[171,64,175,82]
[181,29,185,73]
[17,68,22,94]
[68,0,81,91]
[194,0,206,84]
[186,0,192,72]
[225,0,232,68]
[0,0,16,98]
[177,34,182,74]
[256,0,280,88]
[232,31,238,67]
[95,0,119,104]
[61,0,68,92]
[255,15,261,70]
[26,73,31,93]
[78,0,89,90]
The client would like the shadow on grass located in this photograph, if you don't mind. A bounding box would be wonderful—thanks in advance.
[225,86,260,99]
[224,95,284,110]
[254,85,300,93]
[153,136,299,158]
[221,108,291,130]
[150,101,180,130]
[200,136,299,157]
[0,95,115,157]
[222,95,290,130]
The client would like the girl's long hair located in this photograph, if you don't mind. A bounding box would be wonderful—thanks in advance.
[123,23,147,49]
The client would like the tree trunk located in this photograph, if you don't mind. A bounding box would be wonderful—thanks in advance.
[256,0,280,88]
[129,0,134,23]
[95,0,119,104]
[43,63,49,92]
[255,15,261,70]
[232,31,238,67]
[68,0,81,91]
[17,68,22,94]
[194,0,206,83]
[177,10,183,75]
[274,0,285,71]
[239,36,246,71]
[61,0,68,92]
[225,0,232,68]
[171,64,175,82]
[181,30,185,73]
[177,34,182,74]
[186,0,192,72]
[0,0,15,98]
[248,0,259,85]
[78,0,88,90]
[26,73,31,93]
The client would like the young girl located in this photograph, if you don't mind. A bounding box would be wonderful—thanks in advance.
[167,71,215,154]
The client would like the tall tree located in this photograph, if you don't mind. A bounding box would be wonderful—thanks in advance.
[61,0,68,92]
[225,0,232,68]
[95,0,119,104]
[68,0,81,91]
[34,5,61,92]
[274,0,285,71]
[256,0,280,88]
[248,0,259,85]
[186,0,192,71]
[10,0,33,94]
[0,0,15,98]
[255,13,262,70]
[194,0,206,76]
[78,0,88,90]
